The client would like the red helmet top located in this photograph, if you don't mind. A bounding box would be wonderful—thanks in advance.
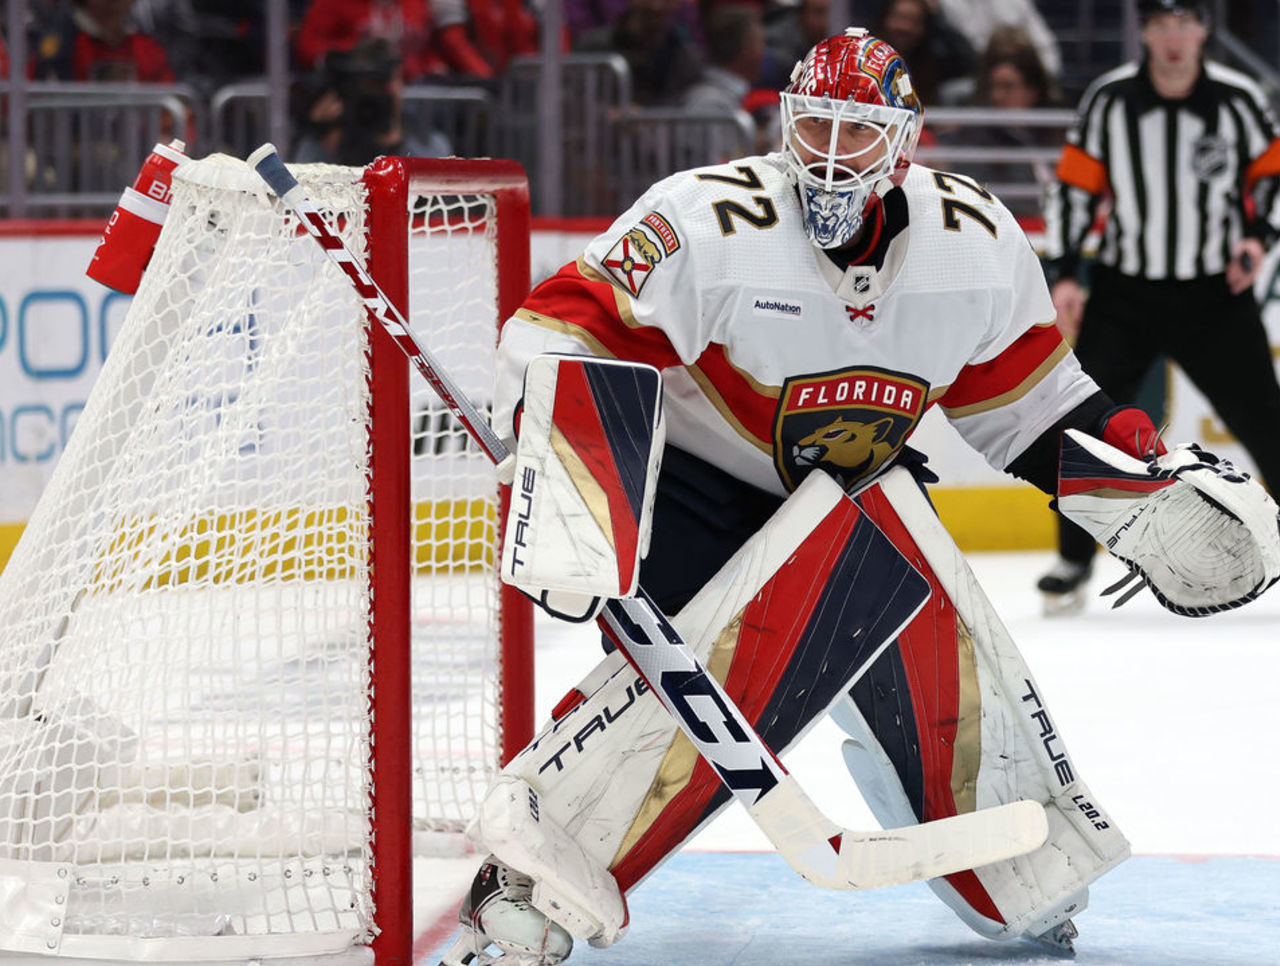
[785,30,923,116]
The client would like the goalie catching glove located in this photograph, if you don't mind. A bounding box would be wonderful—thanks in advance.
[1058,430,1280,616]
[501,355,665,622]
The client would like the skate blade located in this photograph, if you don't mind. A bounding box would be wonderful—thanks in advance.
[1041,590,1086,617]
[439,926,491,966]
[1023,918,1078,958]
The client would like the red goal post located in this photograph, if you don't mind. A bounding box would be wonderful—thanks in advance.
[364,156,535,964]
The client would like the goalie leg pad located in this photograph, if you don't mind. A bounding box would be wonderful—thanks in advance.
[1058,430,1280,615]
[472,470,929,917]
[836,468,1130,941]
[502,355,665,621]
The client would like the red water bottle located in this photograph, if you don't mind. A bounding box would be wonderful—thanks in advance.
[86,139,188,294]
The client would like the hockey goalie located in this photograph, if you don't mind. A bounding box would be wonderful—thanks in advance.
[441,27,1280,966]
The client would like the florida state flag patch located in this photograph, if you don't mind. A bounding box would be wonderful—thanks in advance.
[773,366,929,492]
[601,212,680,297]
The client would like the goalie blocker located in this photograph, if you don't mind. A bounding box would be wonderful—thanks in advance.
[501,355,665,622]
[459,464,1110,963]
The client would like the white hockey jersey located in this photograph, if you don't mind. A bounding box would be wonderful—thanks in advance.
[496,155,1098,497]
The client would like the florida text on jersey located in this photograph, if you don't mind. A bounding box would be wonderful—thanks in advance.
[495,155,1098,497]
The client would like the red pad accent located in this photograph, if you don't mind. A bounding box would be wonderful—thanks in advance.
[856,487,1005,925]
[1101,407,1167,458]
[551,688,587,722]
[550,361,640,591]
[608,500,864,892]
[1058,475,1174,498]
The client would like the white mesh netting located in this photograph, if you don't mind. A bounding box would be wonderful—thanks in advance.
[406,189,505,838]
[0,156,511,961]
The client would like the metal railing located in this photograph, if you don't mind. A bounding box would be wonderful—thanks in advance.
[209,82,499,160]
[1,78,1079,222]
[918,107,1077,215]
[613,107,756,208]
[496,53,632,216]
[1,82,202,216]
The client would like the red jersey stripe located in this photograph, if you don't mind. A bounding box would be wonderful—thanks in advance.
[938,326,1070,416]
[520,261,684,370]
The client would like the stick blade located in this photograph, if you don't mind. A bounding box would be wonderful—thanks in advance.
[751,777,1048,890]
[829,800,1049,890]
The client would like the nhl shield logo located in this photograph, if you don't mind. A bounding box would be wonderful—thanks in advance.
[1191,135,1229,181]
[773,366,929,491]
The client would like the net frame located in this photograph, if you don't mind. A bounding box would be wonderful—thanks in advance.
[0,155,534,965]
[364,156,534,965]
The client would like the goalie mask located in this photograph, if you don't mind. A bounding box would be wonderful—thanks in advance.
[781,28,923,249]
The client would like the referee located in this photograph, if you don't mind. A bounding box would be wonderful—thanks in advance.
[1037,0,1280,611]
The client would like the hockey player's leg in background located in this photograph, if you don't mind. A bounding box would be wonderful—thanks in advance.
[442,452,937,965]
[840,467,1130,952]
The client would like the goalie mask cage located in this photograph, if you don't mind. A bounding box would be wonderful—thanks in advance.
[0,156,534,964]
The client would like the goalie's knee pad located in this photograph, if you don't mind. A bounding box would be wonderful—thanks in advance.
[835,467,1130,942]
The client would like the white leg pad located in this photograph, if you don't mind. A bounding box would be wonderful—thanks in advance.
[470,775,629,948]
[834,467,1130,940]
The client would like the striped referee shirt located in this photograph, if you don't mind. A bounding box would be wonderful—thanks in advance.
[1043,58,1280,281]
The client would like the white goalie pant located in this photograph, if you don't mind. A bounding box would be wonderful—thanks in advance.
[839,469,1131,940]
[470,467,1129,945]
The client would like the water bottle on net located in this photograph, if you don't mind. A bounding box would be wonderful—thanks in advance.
[86,139,188,294]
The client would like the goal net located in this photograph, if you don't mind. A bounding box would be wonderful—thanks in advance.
[0,155,533,962]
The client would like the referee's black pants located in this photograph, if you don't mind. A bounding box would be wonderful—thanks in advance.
[1058,264,1280,564]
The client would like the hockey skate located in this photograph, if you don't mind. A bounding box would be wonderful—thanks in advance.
[439,856,573,966]
[1037,559,1093,616]
[1026,918,1078,957]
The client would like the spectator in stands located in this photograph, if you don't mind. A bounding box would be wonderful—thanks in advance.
[939,25,1064,217]
[292,38,451,166]
[574,0,704,106]
[129,1,265,98]
[566,0,701,47]
[682,5,764,112]
[871,0,974,107]
[296,0,499,81]
[761,0,830,88]
[682,4,778,153]
[456,0,540,74]
[934,0,1061,81]
[30,0,175,82]
[973,26,1062,112]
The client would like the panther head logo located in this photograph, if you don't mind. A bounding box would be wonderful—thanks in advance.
[625,228,663,266]
[773,367,929,492]
[792,415,897,485]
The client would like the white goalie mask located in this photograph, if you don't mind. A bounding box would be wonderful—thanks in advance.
[781,28,924,249]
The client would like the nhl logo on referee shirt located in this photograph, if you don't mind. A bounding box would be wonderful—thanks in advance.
[1192,135,1229,181]
[601,211,681,297]
[773,366,929,491]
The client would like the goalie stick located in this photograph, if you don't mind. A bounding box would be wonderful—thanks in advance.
[247,143,1048,890]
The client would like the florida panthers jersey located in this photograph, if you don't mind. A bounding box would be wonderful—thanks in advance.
[496,155,1099,497]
